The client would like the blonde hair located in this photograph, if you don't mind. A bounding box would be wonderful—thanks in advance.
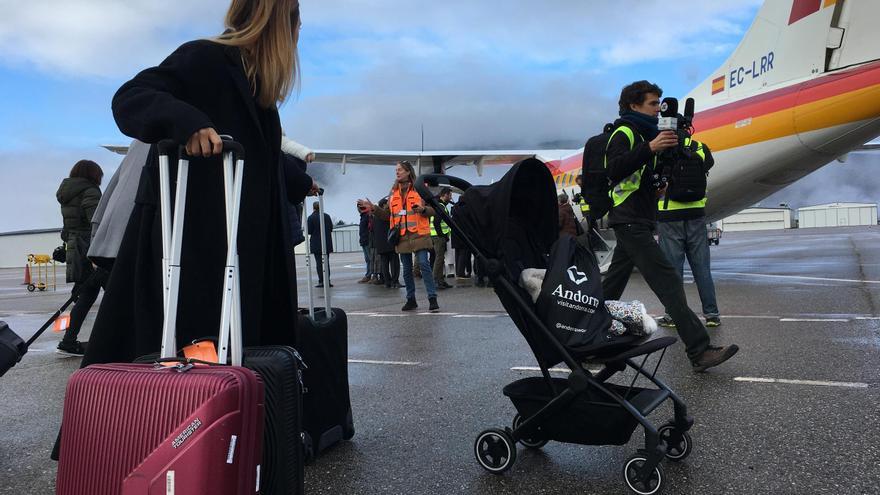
[215,0,300,108]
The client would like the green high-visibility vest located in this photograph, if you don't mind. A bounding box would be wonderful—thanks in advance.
[430,203,451,237]
[578,197,590,213]
[657,137,708,211]
[605,126,657,208]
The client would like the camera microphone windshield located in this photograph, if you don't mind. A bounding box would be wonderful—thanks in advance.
[658,97,679,131]
[684,97,695,120]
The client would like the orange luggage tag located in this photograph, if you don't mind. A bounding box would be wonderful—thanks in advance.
[182,340,219,363]
[53,313,70,333]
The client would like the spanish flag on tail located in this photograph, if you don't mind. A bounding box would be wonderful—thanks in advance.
[711,76,725,95]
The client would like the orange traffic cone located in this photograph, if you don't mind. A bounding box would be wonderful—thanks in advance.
[23,264,31,286]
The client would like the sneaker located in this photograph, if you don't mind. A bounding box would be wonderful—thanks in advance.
[705,316,722,327]
[357,276,371,284]
[56,340,86,357]
[656,315,676,328]
[401,299,418,311]
[691,345,739,372]
[315,283,324,288]
[428,297,440,312]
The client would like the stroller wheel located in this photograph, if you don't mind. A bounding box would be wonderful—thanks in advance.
[474,428,516,474]
[623,454,664,495]
[512,414,548,449]
[658,424,693,462]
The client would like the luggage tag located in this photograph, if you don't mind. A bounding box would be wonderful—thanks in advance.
[53,313,70,333]
[182,340,219,363]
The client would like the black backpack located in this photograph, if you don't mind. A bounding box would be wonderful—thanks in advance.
[580,123,616,218]
[664,141,707,203]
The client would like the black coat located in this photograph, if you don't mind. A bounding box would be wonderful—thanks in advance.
[372,215,393,254]
[307,211,334,255]
[82,40,311,366]
[358,213,370,247]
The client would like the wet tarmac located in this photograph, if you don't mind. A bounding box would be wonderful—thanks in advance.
[1,226,878,494]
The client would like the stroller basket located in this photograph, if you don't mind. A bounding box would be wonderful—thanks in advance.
[504,377,667,446]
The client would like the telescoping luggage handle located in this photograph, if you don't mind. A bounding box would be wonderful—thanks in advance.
[302,190,332,321]
[157,137,246,366]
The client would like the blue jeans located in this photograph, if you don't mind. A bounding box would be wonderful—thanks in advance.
[400,249,437,300]
[658,217,719,317]
[361,245,371,277]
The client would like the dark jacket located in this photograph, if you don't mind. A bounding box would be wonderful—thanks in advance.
[83,40,307,366]
[372,214,393,254]
[358,213,370,247]
[605,120,657,227]
[57,177,102,283]
[558,202,579,238]
[307,211,334,255]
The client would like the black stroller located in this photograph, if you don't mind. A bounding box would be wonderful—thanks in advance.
[415,159,694,495]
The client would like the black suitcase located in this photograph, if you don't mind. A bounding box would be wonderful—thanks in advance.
[134,140,305,495]
[242,346,305,495]
[299,192,354,458]
[1,292,77,377]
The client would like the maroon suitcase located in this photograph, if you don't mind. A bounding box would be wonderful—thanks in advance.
[56,140,264,494]
[56,364,264,495]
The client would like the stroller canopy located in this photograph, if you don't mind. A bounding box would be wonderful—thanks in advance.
[452,158,558,276]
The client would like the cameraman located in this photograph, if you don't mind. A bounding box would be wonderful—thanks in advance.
[656,138,722,328]
[601,80,738,372]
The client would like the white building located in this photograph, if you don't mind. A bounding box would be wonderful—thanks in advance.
[722,207,794,232]
[798,203,878,228]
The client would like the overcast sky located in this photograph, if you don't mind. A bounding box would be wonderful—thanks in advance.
[1,0,877,231]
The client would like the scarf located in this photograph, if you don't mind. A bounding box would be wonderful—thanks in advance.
[619,111,660,141]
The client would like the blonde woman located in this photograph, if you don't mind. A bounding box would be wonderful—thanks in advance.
[82,0,314,366]
[358,161,440,312]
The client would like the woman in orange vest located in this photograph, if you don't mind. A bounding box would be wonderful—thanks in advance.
[358,161,439,312]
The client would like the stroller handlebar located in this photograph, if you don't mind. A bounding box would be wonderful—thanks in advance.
[414,174,473,202]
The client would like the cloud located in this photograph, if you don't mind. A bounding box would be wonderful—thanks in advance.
[759,154,880,212]
[0,0,762,80]
[0,0,220,79]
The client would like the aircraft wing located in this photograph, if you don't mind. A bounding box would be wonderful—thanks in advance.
[855,139,880,151]
[312,149,540,167]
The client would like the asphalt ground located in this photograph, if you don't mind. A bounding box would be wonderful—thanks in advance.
[1,226,878,494]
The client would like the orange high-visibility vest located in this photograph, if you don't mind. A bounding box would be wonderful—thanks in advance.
[389,186,430,236]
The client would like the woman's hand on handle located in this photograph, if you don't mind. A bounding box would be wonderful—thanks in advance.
[186,127,223,157]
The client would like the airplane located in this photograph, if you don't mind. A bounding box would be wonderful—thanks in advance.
[105,0,880,226]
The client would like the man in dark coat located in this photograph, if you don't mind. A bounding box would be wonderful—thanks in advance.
[357,208,372,283]
[82,40,314,367]
[372,197,400,288]
[307,201,334,288]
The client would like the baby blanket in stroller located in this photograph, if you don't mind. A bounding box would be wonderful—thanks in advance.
[529,236,653,353]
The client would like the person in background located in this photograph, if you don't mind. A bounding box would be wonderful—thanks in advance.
[656,138,722,328]
[372,197,401,288]
[55,160,106,356]
[558,194,579,238]
[430,187,453,289]
[368,216,384,285]
[357,203,373,283]
[307,201,334,288]
[358,161,440,312]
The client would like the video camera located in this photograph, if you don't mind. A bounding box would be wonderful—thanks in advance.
[652,96,697,188]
